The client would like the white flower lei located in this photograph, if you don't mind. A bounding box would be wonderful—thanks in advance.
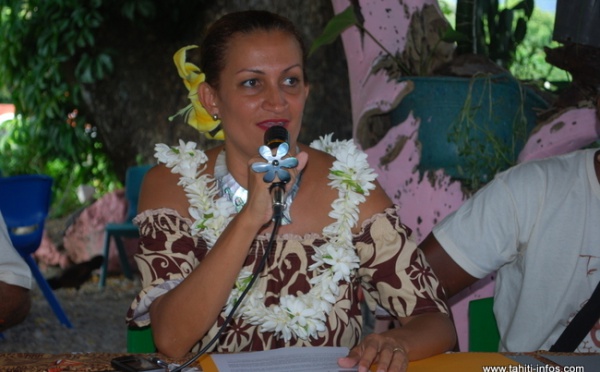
[154,134,377,342]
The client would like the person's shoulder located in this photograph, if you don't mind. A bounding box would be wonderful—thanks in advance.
[139,143,221,216]
[302,143,334,159]
[501,149,592,181]
[144,163,179,186]
[139,164,186,212]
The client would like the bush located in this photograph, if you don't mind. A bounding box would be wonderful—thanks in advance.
[0,114,120,218]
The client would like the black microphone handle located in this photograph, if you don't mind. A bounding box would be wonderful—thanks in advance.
[263,126,290,222]
[270,182,286,220]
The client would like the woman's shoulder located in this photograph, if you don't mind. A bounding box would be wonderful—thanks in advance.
[138,164,189,216]
[300,145,335,178]
[143,163,180,191]
[138,143,222,217]
[301,143,335,160]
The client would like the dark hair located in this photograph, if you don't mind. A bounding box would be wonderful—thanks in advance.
[200,10,308,89]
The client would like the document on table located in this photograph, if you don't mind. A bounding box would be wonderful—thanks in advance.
[199,346,357,372]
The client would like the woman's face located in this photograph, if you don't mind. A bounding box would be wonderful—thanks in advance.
[203,29,309,159]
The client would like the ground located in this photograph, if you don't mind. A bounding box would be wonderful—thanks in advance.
[0,274,141,353]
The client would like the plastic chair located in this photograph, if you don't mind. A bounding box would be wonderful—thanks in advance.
[468,296,500,352]
[99,165,152,288]
[0,174,73,328]
[127,325,156,353]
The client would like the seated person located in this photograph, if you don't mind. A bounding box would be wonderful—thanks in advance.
[421,147,600,352]
[126,10,456,372]
[0,211,32,332]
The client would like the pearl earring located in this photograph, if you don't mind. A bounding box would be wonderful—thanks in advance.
[212,113,219,121]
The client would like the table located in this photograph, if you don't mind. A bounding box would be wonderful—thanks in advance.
[0,352,187,372]
[0,351,598,371]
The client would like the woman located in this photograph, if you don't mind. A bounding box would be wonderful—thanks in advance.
[126,10,455,371]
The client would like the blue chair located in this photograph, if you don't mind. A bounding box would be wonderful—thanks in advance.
[99,165,152,288]
[0,174,73,328]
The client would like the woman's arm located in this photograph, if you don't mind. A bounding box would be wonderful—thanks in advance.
[149,208,265,357]
[340,184,456,371]
[420,232,478,298]
[137,162,268,357]
[0,283,30,332]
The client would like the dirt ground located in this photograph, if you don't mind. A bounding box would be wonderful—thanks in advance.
[0,274,141,354]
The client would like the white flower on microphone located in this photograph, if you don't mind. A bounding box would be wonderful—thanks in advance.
[251,142,298,183]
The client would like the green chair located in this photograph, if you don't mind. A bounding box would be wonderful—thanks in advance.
[99,165,152,288]
[127,325,156,353]
[468,296,500,352]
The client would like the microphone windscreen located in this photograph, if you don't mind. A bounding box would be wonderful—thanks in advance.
[264,126,288,149]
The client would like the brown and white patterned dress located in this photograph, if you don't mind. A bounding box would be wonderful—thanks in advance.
[126,204,448,353]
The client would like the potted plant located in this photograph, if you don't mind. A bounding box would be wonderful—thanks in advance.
[455,0,534,69]
[312,0,547,192]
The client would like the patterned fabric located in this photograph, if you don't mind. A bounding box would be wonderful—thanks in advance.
[126,205,448,353]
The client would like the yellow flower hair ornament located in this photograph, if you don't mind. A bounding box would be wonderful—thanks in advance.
[169,45,224,140]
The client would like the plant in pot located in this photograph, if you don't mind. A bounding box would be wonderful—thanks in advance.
[312,0,547,192]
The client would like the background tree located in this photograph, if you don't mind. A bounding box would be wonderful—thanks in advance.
[0,0,351,215]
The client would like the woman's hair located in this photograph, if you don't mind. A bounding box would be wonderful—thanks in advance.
[200,10,308,89]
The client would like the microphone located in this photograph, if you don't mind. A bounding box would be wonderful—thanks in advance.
[264,125,289,150]
[264,126,290,221]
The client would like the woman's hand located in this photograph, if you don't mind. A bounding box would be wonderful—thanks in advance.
[338,333,409,372]
[243,150,308,227]
[338,312,456,372]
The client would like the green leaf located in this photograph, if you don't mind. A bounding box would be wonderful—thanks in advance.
[512,0,535,18]
[308,6,357,57]
[514,18,527,44]
[121,2,135,20]
[441,27,470,44]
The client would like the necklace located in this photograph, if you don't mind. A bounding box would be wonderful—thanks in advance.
[214,150,301,225]
[153,134,377,341]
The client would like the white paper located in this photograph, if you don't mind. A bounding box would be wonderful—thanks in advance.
[209,346,357,372]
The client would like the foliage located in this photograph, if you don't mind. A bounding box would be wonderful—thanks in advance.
[442,1,571,89]
[0,0,115,216]
[0,0,199,217]
[0,113,118,217]
[0,86,11,102]
[509,7,570,86]
[455,0,534,69]
[446,74,529,191]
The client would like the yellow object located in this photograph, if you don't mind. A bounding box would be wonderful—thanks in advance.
[170,45,224,140]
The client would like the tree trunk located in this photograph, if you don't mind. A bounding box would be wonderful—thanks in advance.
[79,0,351,180]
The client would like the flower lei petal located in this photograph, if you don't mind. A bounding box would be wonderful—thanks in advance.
[169,45,225,140]
[154,134,375,342]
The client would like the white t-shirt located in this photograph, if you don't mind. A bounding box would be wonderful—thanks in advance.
[433,149,600,352]
[0,211,32,289]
